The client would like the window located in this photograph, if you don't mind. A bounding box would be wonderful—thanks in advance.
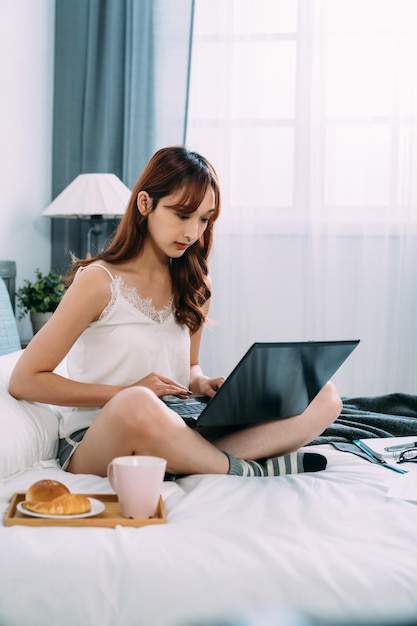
[187,0,417,229]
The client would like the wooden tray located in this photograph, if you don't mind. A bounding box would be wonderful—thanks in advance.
[3,493,166,528]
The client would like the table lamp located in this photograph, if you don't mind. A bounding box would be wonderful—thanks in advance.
[42,173,131,257]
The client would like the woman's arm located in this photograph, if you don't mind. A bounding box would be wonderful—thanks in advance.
[10,266,193,405]
[188,297,225,398]
[8,268,124,407]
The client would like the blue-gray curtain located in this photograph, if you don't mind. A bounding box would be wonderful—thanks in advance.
[51,0,194,272]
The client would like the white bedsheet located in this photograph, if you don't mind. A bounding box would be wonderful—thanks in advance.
[1,446,417,626]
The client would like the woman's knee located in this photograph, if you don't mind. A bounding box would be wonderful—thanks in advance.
[105,386,168,435]
[325,381,342,413]
[316,381,342,423]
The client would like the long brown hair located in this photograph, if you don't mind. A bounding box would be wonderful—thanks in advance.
[68,146,221,332]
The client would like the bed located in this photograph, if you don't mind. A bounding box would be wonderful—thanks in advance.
[1,345,417,626]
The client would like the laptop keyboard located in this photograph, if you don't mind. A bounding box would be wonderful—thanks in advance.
[171,403,201,418]
[162,396,206,421]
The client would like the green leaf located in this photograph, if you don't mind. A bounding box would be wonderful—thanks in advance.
[16,268,66,319]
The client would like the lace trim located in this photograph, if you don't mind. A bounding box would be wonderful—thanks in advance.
[99,275,174,324]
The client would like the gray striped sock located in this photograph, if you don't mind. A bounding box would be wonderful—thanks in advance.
[225,451,327,477]
[264,452,327,476]
[224,452,265,476]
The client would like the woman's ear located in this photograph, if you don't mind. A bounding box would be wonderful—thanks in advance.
[137,191,152,215]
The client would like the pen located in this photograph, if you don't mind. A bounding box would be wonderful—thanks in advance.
[353,440,407,474]
[384,441,417,452]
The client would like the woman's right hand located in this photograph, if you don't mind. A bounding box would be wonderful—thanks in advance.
[132,373,191,399]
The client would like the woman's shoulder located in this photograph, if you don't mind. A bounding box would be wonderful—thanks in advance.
[69,263,116,305]
[75,262,115,281]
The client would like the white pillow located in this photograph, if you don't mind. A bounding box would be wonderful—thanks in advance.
[0,350,60,479]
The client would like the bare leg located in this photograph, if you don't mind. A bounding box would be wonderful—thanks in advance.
[68,387,230,477]
[68,382,342,477]
[213,381,342,459]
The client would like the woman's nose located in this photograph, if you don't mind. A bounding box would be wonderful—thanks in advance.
[184,220,199,242]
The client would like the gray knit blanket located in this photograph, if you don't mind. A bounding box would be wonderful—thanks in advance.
[309,393,417,460]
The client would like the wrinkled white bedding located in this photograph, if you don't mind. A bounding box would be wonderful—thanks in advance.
[1,446,417,626]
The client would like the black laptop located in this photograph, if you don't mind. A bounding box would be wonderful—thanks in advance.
[163,339,359,429]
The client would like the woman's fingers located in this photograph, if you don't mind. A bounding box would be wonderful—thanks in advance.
[134,373,191,398]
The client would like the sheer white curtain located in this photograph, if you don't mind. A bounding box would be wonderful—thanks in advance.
[186,0,417,397]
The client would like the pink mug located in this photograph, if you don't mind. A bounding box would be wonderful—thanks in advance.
[107,456,167,519]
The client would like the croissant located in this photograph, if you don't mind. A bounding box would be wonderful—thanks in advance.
[26,479,70,502]
[22,494,91,516]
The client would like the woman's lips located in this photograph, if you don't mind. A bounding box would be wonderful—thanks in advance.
[175,242,189,251]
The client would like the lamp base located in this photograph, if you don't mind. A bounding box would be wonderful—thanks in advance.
[86,215,104,257]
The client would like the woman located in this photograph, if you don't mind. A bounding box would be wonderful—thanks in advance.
[9,146,342,477]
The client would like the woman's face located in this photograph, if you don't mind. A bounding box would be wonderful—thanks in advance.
[141,186,215,260]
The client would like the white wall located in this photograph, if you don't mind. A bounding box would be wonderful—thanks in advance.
[0,0,55,338]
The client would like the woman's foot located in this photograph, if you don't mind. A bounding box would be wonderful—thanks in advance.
[225,451,327,476]
[264,451,327,475]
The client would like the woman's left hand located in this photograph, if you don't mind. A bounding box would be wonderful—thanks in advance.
[199,376,225,398]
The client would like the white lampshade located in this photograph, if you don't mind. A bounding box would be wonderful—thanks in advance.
[42,173,131,218]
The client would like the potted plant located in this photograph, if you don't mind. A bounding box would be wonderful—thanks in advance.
[16,268,66,333]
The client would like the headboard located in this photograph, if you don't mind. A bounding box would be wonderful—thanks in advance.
[0,260,16,314]
[0,261,20,355]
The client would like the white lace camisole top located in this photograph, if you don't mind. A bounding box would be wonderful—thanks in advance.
[59,264,190,438]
